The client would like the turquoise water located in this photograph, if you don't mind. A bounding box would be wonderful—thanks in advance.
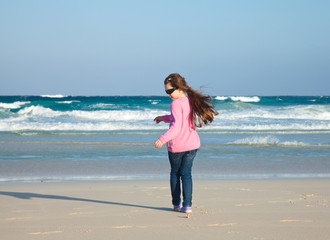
[0,95,329,183]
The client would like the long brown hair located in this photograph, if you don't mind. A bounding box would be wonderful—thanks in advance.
[164,73,218,128]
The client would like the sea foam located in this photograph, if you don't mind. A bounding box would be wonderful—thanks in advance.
[215,96,261,102]
[0,96,329,132]
[216,105,330,121]
[0,101,30,109]
[40,94,67,98]
[230,96,261,102]
[215,96,229,101]
[229,136,309,146]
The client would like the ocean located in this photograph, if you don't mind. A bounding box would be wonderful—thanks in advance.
[0,95,329,183]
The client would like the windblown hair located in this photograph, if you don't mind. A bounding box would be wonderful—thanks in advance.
[164,73,218,128]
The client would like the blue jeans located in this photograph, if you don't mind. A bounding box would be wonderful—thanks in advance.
[168,149,198,207]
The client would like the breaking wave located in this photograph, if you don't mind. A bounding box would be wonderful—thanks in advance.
[0,96,329,132]
[40,94,67,98]
[0,101,30,109]
[215,96,260,102]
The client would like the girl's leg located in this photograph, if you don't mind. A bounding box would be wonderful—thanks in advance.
[168,151,183,206]
[180,149,198,207]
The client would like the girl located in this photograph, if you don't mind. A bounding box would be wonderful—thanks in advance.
[154,73,218,213]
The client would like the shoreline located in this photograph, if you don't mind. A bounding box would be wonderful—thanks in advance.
[1,173,330,185]
[1,179,329,240]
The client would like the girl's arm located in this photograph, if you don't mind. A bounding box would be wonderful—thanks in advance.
[158,102,182,144]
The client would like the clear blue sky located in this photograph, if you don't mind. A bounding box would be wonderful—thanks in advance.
[1,0,329,96]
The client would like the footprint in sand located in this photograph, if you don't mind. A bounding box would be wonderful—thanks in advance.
[300,194,315,200]
[112,226,134,229]
[112,225,148,229]
[317,200,330,207]
[208,223,237,227]
[280,219,313,223]
[28,231,62,235]
[200,209,209,214]
[235,203,255,207]
[69,211,94,215]
[268,200,295,204]
[235,188,251,191]
[6,217,32,221]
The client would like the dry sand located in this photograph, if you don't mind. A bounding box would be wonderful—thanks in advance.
[1,179,329,240]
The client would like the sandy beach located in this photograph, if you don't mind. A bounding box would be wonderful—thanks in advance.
[1,179,329,240]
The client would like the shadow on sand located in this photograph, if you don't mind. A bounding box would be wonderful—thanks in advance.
[0,191,172,212]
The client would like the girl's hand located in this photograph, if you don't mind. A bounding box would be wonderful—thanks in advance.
[153,116,163,124]
[154,139,163,148]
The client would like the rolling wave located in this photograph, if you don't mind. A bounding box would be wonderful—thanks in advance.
[215,96,260,102]
[40,94,67,98]
[226,136,320,147]
[0,96,329,132]
[0,101,31,109]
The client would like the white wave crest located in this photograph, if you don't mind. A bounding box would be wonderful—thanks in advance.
[56,101,80,104]
[148,100,160,105]
[214,96,261,102]
[71,109,164,121]
[90,103,115,109]
[217,105,330,121]
[230,96,261,102]
[0,101,30,109]
[18,106,63,117]
[40,94,67,98]
[2,103,329,132]
[231,135,280,145]
[1,119,329,132]
[215,96,229,101]
[229,136,308,146]
[0,121,167,131]
[204,123,330,131]
[17,106,168,121]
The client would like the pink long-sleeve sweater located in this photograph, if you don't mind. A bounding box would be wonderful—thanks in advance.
[159,96,200,153]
